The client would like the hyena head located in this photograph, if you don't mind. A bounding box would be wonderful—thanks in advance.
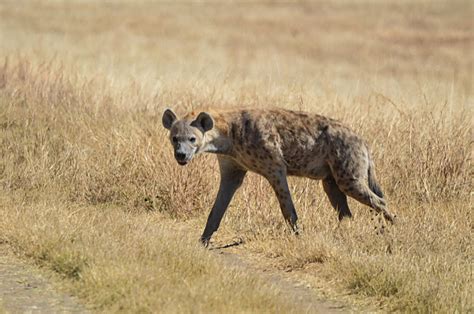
[162,108,214,166]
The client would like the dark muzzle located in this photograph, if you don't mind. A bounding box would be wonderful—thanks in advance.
[175,152,188,165]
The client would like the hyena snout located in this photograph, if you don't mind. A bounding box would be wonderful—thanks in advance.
[175,152,187,164]
[173,144,196,166]
[174,151,193,166]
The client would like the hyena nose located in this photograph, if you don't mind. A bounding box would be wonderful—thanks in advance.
[175,152,186,161]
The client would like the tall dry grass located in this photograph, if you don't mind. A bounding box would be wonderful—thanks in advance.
[0,0,472,312]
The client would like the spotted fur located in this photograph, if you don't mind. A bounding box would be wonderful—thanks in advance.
[162,108,395,245]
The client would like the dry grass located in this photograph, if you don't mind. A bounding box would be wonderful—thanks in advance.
[0,192,303,313]
[0,0,472,312]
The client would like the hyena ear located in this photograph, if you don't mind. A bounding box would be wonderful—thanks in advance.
[191,112,214,132]
[162,108,177,130]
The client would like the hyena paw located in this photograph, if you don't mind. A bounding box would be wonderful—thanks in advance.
[384,212,397,224]
[199,236,211,248]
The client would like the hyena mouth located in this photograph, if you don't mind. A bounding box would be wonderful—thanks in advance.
[177,160,188,166]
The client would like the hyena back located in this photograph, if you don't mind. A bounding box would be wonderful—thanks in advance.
[162,108,395,245]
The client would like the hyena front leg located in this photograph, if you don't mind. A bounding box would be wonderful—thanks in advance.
[264,167,299,234]
[200,157,247,246]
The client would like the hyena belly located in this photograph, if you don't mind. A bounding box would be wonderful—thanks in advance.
[287,159,331,180]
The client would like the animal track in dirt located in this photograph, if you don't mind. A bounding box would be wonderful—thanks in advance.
[0,247,88,313]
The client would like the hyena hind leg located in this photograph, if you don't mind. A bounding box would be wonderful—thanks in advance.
[339,180,395,224]
[322,176,352,221]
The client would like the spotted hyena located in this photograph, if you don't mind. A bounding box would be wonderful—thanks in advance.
[162,108,395,245]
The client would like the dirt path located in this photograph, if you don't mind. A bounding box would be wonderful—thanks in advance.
[174,221,353,312]
[0,237,350,313]
[0,248,88,313]
[216,249,350,313]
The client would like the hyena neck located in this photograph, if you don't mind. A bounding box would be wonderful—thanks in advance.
[201,128,232,155]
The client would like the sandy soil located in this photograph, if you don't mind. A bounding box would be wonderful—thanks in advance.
[0,247,88,313]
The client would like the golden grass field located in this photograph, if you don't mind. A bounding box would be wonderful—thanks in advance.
[0,0,472,312]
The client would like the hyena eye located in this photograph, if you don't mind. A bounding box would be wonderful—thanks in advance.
[189,137,196,143]
[172,136,178,143]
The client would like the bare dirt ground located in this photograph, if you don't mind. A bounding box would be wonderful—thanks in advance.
[0,246,88,313]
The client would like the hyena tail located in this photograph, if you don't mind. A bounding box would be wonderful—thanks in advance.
[368,158,384,199]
